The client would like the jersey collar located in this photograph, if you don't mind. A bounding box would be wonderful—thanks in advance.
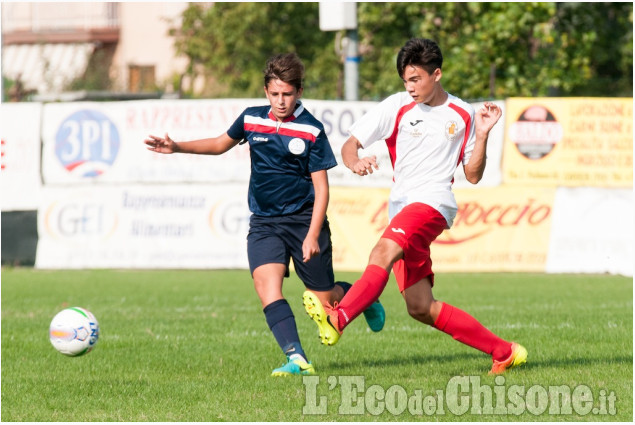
[268,101,304,123]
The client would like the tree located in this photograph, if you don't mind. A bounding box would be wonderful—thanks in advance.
[554,2,633,96]
[356,2,632,100]
[172,2,340,99]
[171,2,633,101]
[68,46,115,92]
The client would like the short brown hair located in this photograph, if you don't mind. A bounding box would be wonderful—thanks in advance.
[263,53,305,91]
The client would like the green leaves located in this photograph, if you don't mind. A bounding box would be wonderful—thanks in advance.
[171,2,632,100]
[173,3,339,99]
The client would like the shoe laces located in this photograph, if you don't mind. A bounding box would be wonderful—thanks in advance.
[325,300,338,312]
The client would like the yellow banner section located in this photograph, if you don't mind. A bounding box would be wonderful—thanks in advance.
[433,186,555,273]
[329,186,555,273]
[503,98,633,187]
[329,187,390,272]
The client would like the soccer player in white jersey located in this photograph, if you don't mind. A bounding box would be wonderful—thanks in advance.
[303,38,527,374]
[145,53,384,377]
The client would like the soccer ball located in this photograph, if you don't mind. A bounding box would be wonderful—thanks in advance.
[49,307,99,356]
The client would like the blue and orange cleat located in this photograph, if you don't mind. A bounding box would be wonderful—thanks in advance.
[302,291,341,346]
[271,356,316,377]
[489,342,528,374]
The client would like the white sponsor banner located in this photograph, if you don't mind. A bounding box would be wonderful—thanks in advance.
[546,187,633,276]
[0,102,43,211]
[40,98,504,188]
[41,100,255,184]
[35,184,251,269]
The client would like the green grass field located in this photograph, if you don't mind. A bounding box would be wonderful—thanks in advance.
[1,268,632,421]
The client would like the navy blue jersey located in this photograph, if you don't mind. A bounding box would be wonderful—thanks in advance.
[227,101,337,216]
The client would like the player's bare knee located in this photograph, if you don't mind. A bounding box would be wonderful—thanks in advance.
[407,303,435,325]
[252,277,277,301]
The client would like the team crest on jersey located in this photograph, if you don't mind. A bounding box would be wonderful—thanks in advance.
[288,138,306,155]
[445,120,459,142]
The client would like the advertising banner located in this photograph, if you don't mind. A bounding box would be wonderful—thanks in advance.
[34,184,632,275]
[0,102,43,211]
[40,100,254,185]
[502,98,633,187]
[329,186,555,273]
[546,187,633,276]
[35,184,251,269]
[433,186,555,272]
[39,98,504,188]
[328,187,391,271]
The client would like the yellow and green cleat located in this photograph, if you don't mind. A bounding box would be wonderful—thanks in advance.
[302,290,341,346]
[271,356,316,377]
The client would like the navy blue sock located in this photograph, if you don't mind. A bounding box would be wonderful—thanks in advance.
[263,299,306,360]
[335,281,353,295]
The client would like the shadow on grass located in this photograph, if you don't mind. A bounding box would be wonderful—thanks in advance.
[322,351,481,370]
[526,355,633,370]
[321,352,633,374]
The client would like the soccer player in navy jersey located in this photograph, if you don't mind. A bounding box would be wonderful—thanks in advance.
[145,53,384,376]
[303,38,527,374]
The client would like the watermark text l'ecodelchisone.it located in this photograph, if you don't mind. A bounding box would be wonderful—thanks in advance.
[302,375,617,417]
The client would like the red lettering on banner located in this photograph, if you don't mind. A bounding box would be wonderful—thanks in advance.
[329,198,369,215]
[126,104,245,130]
[370,201,388,233]
[1,139,6,170]
[436,199,551,245]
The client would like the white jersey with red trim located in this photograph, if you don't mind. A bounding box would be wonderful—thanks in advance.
[349,91,476,228]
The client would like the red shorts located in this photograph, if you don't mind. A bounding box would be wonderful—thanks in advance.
[381,203,447,292]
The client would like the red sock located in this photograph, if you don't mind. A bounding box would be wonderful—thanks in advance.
[434,302,512,362]
[336,265,389,330]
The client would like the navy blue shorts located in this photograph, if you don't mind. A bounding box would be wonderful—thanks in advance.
[247,205,335,291]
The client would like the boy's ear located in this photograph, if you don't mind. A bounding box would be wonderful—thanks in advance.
[433,68,442,82]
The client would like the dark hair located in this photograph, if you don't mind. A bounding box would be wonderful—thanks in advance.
[263,53,304,91]
[396,38,443,78]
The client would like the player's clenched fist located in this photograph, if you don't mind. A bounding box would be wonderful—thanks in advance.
[351,155,379,176]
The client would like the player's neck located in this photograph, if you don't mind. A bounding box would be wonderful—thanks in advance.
[423,87,448,107]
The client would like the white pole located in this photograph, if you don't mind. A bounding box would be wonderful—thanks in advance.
[344,28,359,101]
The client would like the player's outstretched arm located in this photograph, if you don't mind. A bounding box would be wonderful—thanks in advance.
[463,102,502,184]
[341,136,379,176]
[144,132,239,155]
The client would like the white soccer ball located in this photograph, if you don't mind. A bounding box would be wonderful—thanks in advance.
[49,307,99,356]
